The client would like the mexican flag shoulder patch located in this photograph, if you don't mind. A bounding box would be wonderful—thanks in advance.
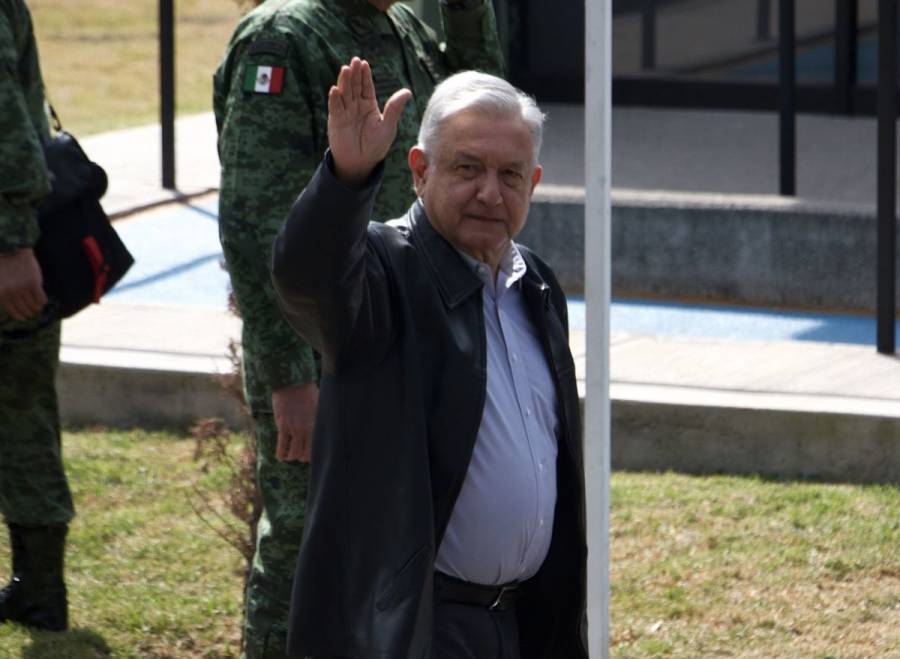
[243,65,285,94]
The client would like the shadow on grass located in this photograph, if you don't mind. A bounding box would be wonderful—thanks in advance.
[22,627,111,659]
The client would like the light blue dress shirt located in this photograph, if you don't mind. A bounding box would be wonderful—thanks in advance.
[434,243,560,586]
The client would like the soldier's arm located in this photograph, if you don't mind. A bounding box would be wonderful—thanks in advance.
[0,8,50,320]
[439,0,504,77]
[273,59,410,370]
[217,34,326,392]
[0,8,50,253]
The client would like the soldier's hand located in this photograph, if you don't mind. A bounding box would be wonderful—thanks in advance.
[327,57,412,187]
[0,248,48,321]
[272,382,319,463]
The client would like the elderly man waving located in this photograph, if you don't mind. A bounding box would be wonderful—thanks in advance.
[272,58,588,659]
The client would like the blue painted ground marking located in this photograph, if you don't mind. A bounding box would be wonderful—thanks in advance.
[730,36,877,84]
[108,197,898,346]
[567,298,898,346]
[109,199,230,309]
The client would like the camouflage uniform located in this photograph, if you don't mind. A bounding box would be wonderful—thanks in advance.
[213,1,502,656]
[0,0,71,633]
[0,0,73,529]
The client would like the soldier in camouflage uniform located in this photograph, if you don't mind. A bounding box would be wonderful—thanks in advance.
[0,0,72,632]
[213,0,502,656]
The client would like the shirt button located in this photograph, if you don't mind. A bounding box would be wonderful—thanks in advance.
[525,407,532,417]
[512,353,518,363]
[539,518,545,527]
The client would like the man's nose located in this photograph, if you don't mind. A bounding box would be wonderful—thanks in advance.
[475,172,502,206]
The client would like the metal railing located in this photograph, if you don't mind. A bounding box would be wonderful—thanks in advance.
[778,0,795,196]
[877,0,896,354]
[613,0,896,353]
[159,0,176,190]
[155,0,896,352]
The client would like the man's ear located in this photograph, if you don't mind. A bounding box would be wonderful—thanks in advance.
[529,164,543,194]
[408,147,429,197]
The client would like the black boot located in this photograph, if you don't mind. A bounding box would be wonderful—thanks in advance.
[0,523,68,631]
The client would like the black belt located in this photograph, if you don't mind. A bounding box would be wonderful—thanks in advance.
[434,571,520,611]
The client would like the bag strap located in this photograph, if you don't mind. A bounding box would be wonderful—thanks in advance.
[48,103,63,133]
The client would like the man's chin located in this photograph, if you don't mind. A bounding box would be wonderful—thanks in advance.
[459,237,511,263]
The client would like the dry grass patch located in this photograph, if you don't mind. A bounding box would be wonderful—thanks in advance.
[610,472,900,658]
[0,431,897,657]
[0,429,244,658]
[30,0,242,135]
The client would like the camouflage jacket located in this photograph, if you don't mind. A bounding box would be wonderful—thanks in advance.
[213,0,503,399]
[0,0,50,253]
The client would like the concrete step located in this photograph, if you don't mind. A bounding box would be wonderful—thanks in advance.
[583,332,900,483]
[58,304,900,483]
[59,304,244,428]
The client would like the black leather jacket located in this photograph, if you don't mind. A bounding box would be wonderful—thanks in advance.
[272,155,587,659]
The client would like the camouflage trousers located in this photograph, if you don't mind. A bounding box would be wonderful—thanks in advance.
[0,319,74,527]
[243,403,310,659]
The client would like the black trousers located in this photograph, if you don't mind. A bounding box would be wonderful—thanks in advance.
[432,598,520,659]
[310,601,520,659]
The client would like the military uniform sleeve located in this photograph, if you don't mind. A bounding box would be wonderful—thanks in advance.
[0,8,49,253]
[273,154,394,372]
[440,0,504,77]
[216,34,326,391]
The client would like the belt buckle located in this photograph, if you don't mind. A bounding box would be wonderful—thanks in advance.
[488,585,510,611]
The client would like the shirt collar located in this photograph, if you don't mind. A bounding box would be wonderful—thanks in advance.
[456,243,528,297]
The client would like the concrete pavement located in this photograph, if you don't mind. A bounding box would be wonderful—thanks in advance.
[58,109,900,483]
[81,113,219,217]
[82,105,900,210]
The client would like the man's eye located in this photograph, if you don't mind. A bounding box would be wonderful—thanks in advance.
[502,170,524,184]
[456,164,478,177]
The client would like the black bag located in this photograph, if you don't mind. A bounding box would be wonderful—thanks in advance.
[35,117,134,319]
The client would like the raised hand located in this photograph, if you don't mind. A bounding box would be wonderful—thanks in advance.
[327,57,412,187]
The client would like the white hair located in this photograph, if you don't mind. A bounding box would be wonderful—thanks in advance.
[416,71,545,165]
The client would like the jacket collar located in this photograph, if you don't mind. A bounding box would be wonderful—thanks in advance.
[520,252,552,309]
[404,200,483,309]
[403,200,552,310]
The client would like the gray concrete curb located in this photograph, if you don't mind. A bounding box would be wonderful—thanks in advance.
[58,321,900,484]
[62,108,900,484]
[57,359,900,483]
[59,304,246,429]
[613,399,900,483]
[523,186,894,313]
[59,362,247,430]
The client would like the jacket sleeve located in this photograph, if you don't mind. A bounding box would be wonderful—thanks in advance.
[216,33,325,390]
[0,8,50,253]
[440,0,504,77]
[272,153,394,373]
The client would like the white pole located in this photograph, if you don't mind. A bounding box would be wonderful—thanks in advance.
[584,0,612,656]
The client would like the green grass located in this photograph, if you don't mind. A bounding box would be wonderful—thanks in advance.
[0,430,245,658]
[30,0,243,136]
[610,473,900,658]
[1,432,898,657]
